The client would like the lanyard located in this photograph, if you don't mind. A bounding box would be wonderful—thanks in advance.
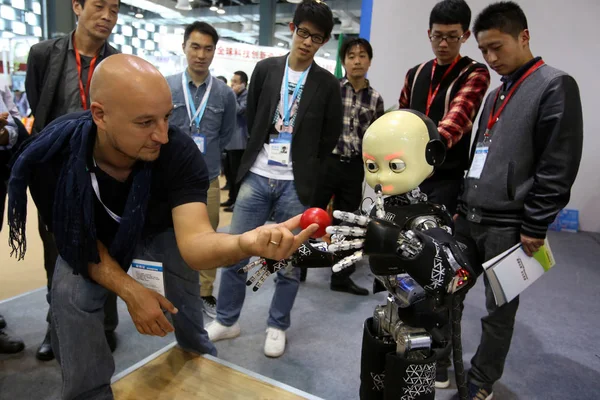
[182,71,213,129]
[485,59,545,136]
[281,56,311,127]
[90,159,122,224]
[72,36,99,110]
[426,56,461,116]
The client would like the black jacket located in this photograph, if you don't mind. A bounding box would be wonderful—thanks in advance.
[25,32,118,134]
[238,55,343,206]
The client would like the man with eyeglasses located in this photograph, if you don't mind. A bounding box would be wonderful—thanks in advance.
[397,0,490,389]
[207,0,342,358]
[399,0,490,219]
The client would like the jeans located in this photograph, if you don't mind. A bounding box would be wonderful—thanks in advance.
[216,172,307,331]
[50,230,216,400]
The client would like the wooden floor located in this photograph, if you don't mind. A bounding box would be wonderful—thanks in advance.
[112,347,310,400]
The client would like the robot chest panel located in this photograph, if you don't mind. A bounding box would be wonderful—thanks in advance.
[371,202,449,232]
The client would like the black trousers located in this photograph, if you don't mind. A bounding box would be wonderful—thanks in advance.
[455,215,521,388]
[39,212,118,331]
[312,154,364,280]
[418,177,462,215]
[225,149,245,204]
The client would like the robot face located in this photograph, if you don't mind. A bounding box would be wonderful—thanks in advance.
[362,111,434,195]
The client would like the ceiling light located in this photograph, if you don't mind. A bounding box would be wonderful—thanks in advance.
[209,0,218,11]
[277,42,284,47]
[324,52,330,57]
[286,0,302,3]
[134,12,143,18]
[175,0,192,11]
[216,3,225,14]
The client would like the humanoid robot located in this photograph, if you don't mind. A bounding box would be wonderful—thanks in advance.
[242,110,477,400]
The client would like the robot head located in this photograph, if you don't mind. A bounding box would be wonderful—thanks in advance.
[362,110,445,195]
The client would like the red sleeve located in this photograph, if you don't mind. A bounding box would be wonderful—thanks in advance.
[438,66,491,148]
[398,70,412,109]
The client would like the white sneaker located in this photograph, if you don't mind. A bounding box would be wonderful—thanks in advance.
[206,320,240,342]
[264,327,286,358]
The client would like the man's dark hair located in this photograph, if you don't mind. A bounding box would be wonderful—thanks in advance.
[234,70,248,85]
[429,0,472,32]
[76,0,121,7]
[184,21,219,46]
[339,38,373,61]
[293,0,334,39]
[473,1,528,38]
[216,76,227,84]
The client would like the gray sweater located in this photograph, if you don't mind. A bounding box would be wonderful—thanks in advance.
[459,63,583,238]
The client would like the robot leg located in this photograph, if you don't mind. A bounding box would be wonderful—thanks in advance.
[360,318,396,400]
[383,352,436,400]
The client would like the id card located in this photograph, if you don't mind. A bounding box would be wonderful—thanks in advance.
[192,133,206,154]
[129,259,165,296]
[467,145,489,179]
[268,136,292,166]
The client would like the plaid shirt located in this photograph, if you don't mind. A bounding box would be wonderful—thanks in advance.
[399,61,490,149]
[334,78,385,157]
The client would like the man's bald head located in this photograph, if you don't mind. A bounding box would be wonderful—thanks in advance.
[89,54,174,164]
[90,54,170,105]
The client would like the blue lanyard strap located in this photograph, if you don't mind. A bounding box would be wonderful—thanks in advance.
[282,56,311,127]
[182,70,213,128]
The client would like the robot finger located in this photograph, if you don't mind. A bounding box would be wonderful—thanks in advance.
[245,265,267,286]
[331,250,364,273]
[239,258,265,274]
[330,233,347,244]
[252,269,273,292]
[332,211,371,226]
[326,226,367,237]
[328,239,364,252]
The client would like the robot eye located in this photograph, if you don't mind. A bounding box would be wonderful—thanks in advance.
[389,159,406,173]
[365,160,379,173]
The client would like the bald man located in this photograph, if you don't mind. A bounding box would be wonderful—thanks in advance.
[8,54,317,400]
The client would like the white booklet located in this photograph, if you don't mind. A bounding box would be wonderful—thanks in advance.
[483,239,555,306]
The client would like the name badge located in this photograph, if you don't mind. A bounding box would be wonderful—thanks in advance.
[192,130,206,154]
[268,133,292,166]
[129,259,165,297]
[467,145,489,179]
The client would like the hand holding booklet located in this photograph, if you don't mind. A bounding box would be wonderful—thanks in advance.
[483,239,555,306]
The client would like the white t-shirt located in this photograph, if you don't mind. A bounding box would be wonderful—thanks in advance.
[250,68,305,181]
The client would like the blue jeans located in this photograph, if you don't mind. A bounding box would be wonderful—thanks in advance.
[216,172,307,331]
[50,230,216,400]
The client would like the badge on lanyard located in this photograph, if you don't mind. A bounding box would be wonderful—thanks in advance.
[268,57,310,166]
[467,141,489,179]
[192,129,207,154]
[183,71,212,155]
[268,131,292,166]
[467,59,545,180]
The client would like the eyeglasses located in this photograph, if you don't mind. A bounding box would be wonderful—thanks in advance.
[429,33,465,44]
[295,26,326,44]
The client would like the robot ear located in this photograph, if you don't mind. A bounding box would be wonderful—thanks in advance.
[426,139,446,167]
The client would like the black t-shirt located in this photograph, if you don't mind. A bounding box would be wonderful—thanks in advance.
[30,114,209,250]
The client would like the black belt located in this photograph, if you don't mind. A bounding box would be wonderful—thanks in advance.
[330,153,362,163]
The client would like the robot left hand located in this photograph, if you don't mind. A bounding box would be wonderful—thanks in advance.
[239,240,344,291]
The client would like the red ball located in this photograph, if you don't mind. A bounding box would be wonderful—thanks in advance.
[300,208,332,238]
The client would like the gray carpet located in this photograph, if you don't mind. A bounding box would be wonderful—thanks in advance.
[1,230,600,400]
